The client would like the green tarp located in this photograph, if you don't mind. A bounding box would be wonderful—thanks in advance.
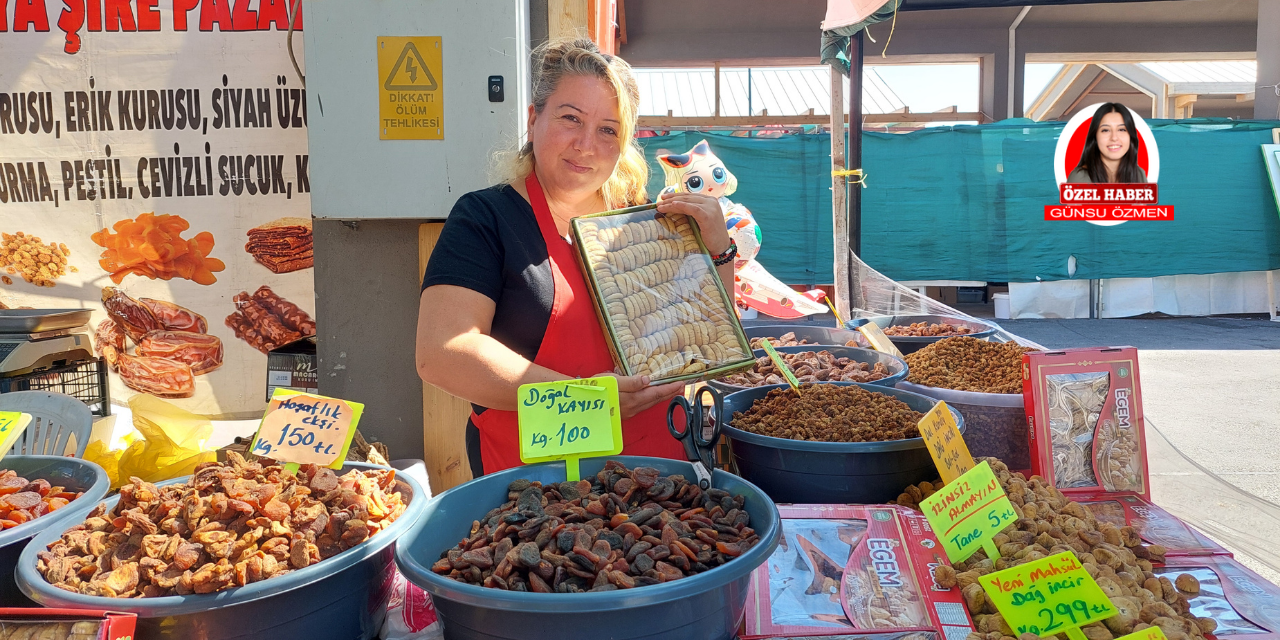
[637,120,1280,284]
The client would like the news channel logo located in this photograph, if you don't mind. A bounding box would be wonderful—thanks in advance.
[1053,103,1162,227]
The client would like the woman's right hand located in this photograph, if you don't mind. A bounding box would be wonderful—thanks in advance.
[597,373,685,419]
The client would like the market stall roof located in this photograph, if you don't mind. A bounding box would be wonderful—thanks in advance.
[1026,60,1258,120]
[633,67,907,118]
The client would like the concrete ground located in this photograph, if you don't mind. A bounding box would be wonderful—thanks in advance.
[749,311,1280,579]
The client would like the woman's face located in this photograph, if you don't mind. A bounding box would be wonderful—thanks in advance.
[1095,111,1131,162]
[527,74,623,199]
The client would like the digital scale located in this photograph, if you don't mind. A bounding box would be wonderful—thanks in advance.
[0,310,94,376]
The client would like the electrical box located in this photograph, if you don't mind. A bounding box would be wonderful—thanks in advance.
[303,0,530,219]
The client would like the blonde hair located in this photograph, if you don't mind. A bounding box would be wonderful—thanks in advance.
[499,38,648,209]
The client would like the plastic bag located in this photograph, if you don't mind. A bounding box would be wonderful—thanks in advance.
[82,394,217,489]
[381,568,443,640]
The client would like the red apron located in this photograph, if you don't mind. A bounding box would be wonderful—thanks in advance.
[470,174,684,475]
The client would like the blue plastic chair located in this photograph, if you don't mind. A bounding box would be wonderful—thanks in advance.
[0,391,92,457]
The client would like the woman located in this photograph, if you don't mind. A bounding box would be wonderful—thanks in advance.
[415,39,738,477]
[1068,103,1148,184]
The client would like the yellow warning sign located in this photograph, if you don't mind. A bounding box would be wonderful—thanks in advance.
[377,36,443,140]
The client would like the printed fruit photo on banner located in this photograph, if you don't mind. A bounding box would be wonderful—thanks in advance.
[1,5,316,417]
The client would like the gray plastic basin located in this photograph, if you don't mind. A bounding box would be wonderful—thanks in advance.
[708,345,907,394]
[394,456,781,640]
[723,382,964,504]
[0,455,108,607]
[742,324,869,348]
[17,462,426,640]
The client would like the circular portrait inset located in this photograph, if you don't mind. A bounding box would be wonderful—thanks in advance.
[1054,102,1160,185]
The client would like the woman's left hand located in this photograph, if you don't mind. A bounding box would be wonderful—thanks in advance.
[656,191,731,255]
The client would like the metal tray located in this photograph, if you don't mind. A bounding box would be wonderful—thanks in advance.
[0,309,93,334]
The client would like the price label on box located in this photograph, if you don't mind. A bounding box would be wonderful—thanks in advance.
[919,460,1017,563]
[758,339,802,393]
[0,412,32,461]
[1116,626,1168,640]
[250,390,364,469]
[518,377,623,481]
[981,551,1117,640]
[917,401,974,484]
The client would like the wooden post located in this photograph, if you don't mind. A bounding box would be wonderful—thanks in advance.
[549,0,589,40]
[714,62,721,118]
[829,61,850,320]
[419,223,476,493]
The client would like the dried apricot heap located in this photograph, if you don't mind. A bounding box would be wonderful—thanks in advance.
[90,213,226,285]
[0,469,83,528]
[36,452,406,598]
[432,461,758,592]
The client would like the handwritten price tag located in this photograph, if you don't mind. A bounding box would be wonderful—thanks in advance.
[518,377,623,481]
[1116,626,1168,640]
[0,412,32,461]
[758,339,802,393]
[982,552,1117,640]
[917,401,975,484]
[250,390,364,469]
[857,323,904,358]
[919,461,1016,563]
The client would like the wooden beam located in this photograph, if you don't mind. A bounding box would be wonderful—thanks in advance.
[419,224,475,494]
[617,0,627,45]
[714,62,721,118]
[829,64,850,321]
[635,112,985,127]
[1062,69,1107,117]
[548,0,589,40]
[1238,92,1256,102]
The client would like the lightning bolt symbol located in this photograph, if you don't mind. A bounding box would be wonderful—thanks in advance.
[406,57,418,83]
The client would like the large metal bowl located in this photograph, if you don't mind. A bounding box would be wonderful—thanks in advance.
[845,315,999,354]
[707,345,907,394]
[18,462,427,639]
[723,382,964,504]
[394,456,782,640]
[743,324,869,349]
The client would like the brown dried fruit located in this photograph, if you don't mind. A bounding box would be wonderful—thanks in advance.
[1174,573,1199,594]
[731,383,923,442]
[720,349,891,387]
[905,336,1033,394]
[884,322,974,337]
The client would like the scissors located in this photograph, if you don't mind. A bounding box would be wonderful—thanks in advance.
[667,386,723,490]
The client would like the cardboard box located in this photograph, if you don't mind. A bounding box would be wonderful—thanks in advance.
[266,336,317,401]
[1158,555,1280,639]
[1023,347,1150,499]
[0,608,136,639]
[1074,492,1227,557]
[742,504,976,640]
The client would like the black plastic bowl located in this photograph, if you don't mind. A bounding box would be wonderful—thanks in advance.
[845,315,999,355]
[394,456,781,640]
[743,324,869,349]
[723,382,964,504]
[18,462,426,639]
[0,456,109,607]
[708,345,907,394]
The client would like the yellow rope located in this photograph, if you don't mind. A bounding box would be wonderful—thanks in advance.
[832,168,869,187]
[881,0,899,58]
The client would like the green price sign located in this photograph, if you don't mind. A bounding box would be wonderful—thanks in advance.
[981,551,1117,640]
[0,412,32,461]
[1115,626,1168,640]
[919,460,1017,563]
[518,377,623,481]
[758,338,802,393]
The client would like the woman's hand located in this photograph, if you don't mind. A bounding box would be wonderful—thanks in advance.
[597,373,684,419]
[656,191,731,255]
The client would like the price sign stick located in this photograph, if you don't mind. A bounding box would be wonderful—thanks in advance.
[858,323,904,358]
[758,339,803,394]
[916,401,976,485]
[919,461,1016,564]
[0,412,33,462]
[518,377,623,483]
[981,552,1117,640]
[249,390,364,470]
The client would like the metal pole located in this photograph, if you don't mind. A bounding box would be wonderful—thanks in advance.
[849,32,863,260]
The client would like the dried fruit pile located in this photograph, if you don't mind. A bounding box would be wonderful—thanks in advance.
[36,452,406,598]
[914,459,1215,640]
[0,470,83,529]
[720,349,890,387]
[432,461,758,592]
[892,479,942,511]
[730,384,923,442]
[0,231,73,287]
[91,213,225,285]
[883,322,973,337]
[749,332,861,349]
[905,337,1034,394]
[0,620,102,639]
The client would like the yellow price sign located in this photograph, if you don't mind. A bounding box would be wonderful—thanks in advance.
[917,401,975,484]
[250,390,364,469]
[981,551,1117,640]
[919,461,1017,563]
[1115,626,1168,640]
[858,323,904,358]
[0,412,33,461]
[518,377,623,481]
[758,339,802,393]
